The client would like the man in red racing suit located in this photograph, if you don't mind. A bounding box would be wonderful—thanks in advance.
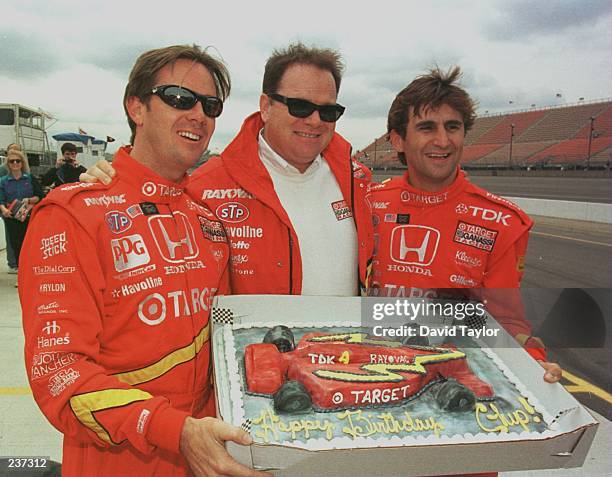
[20,148,229,476]
[20,46,266,477]
[189,111,372,295]
[367,68,561,477]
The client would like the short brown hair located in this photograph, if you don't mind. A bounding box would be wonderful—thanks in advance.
[262,42,345,95]
[387,66,477,164]
[124,44,231,143]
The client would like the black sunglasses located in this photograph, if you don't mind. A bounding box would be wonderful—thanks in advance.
[151,85,223,118]
[269,93,345,122]
[9,159,22,164]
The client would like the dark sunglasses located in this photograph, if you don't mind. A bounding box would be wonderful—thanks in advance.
[150,85,223,118]
[8,159,22,164]
[269,93,345,122]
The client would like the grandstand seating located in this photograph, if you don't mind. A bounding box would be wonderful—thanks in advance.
[517,102,608,143]
[474,110,547,144]
[476,141,557,166]
[462,144,504,163]
[356,99,612,168]
[528,137,612,166]
[464,116,505,145]
[573,103,612,139]
[589,146,612,166]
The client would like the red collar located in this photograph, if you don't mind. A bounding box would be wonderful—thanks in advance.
[399,168,467,206]
[112,147,189,203]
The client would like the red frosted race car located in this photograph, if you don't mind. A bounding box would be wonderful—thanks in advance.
[244,326,494,414]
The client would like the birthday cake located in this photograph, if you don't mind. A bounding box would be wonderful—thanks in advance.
[216,323,555,449]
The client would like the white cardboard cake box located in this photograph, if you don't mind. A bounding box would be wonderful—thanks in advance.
[211,295,598,477]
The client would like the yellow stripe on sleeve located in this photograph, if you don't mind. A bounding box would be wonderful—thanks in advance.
[70,388,152,445]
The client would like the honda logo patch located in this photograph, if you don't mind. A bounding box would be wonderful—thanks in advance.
[390,225,440,266]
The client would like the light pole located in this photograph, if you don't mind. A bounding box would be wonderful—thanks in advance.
[374,137,378,168]
[508,123,515,169]
[586,116,595,169]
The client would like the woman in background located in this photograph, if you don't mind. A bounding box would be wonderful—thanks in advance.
[0,149,43,285]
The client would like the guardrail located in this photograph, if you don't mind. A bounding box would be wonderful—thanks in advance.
[506,197,612,224]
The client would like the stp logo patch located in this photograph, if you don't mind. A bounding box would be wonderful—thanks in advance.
[216,202,249,223]
[390,225,440,266]
[105,211,132,234]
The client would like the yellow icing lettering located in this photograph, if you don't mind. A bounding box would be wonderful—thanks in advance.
[252,409,281,443]
[475,397,541,434]
[336,410,444,439]
[251,409,335,443]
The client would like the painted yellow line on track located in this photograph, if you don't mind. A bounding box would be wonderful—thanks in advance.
[562,370,612,404]
[531,231,612,247]
[0,387,31,395]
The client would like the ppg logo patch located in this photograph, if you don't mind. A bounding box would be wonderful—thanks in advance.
[105,211,132,234]
[111,234,150,272]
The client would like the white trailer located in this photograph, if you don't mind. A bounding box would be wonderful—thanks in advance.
[0,103,55,175]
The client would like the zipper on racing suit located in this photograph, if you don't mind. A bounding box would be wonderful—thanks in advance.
[349,154,362,293]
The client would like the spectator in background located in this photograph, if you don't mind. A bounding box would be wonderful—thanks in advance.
[1,143,23,176]
[1,143,22,273]
[0,149,42,285]
[41,142,87,188]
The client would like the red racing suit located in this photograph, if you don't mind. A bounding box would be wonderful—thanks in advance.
[367,169,546,360]
[189,112,373,295]
[20,147,229,477]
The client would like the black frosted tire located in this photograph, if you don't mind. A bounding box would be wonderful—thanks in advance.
[273,380,312,414]
[400,323,430,346]
[263,325,295,352]
[435,379,476,412]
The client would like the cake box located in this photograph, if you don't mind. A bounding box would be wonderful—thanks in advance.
[211,295,598,477]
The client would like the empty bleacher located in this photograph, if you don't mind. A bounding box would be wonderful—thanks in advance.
[517,102,608,143]
[462,144,504,163]
[476,141,557,166]
[573,103,612,139]
[474,110,547,144]
[528,137,612,166]
[464,115,505,145]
